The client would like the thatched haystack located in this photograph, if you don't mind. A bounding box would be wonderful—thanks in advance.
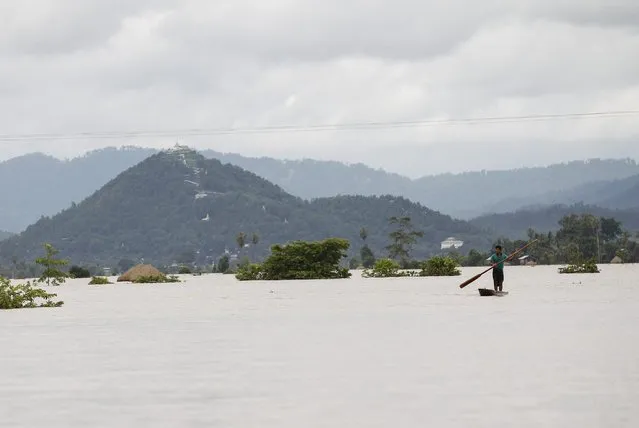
[118,264,164,282]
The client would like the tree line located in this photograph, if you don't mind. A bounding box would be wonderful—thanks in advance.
[457,214,638,266]
[2,212,636,280]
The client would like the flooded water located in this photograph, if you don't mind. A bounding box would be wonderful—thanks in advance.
[1,265,638,427]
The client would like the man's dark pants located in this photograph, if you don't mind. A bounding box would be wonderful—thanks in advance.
[493,268,504,291]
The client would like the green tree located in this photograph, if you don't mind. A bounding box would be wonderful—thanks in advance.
[236,238,351,281]
[362,258,412,278]
[520,214,638,265]
[386,216,423,267]
[556,214,606,262]
[420,256,461,276]
[237,232,246,255]
[217,255,230,273]
[89,276,111,285]
[1,276,64,309]
[251,233,260,260]
[69,265,91,279]
[178,266,192,274]
[360,245,376,268]
[358,226,375,268]
[35,243,68,286]
[349,257,360,269]
[600,217,622,242]
[464,249,487,266]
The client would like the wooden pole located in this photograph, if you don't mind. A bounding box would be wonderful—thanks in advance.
[459,239,538,289]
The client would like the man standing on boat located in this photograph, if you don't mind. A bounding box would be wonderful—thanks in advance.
[490,245,508,292]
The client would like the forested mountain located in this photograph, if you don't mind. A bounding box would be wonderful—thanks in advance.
[202,152,639,219]
[0,147,489,267]
[200,150,413,199]
[470,203,639,240]
[485,173,639,213]
[1,145,638,232]
[594,175,639,210]
[0,147,156,231]
[0,230,12,241]
[308,195,490,256]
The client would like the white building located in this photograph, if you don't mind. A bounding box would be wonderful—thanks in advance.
[441,237,464,250]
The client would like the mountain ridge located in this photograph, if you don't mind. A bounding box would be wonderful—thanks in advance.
[1,146,638,232]
[470,203,639,240]
[0,147,490,267]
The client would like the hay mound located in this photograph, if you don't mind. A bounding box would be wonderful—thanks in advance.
[118,264,164,282]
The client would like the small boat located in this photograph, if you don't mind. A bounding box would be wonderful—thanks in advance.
[478,288,509,297]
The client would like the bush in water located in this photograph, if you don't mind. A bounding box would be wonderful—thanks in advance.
[0,276,64,309]
[420,256,461,277]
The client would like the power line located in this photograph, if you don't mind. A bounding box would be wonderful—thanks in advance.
[1,110,638,142]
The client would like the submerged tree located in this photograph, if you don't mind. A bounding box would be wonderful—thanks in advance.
[1,276,64,309]
[507,214,635,265]
[358,226,375,268]
[386,216,423,267]
[35,243,68,286]
[236,232,246,254]
[360,245,376,268]
[251,232,260,260]
[236,238,351,281]
[217,255,230,273]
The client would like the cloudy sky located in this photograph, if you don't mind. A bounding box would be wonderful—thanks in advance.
[1,0,638,177]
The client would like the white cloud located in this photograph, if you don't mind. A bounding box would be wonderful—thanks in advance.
[0,0,638,177]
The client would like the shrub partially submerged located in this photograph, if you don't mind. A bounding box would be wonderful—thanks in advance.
[69,265,92,279]
[420,256,461,277]
[1,276,64,309]
[362,259,416,278]
[89,276,112,285]
[236,238,351,281]
[362,256,461,278]
[133,274,181,284]
[235,264,264,281]
[559,259,600,274]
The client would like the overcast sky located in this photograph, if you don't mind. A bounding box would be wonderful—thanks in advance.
[1,0,638,177]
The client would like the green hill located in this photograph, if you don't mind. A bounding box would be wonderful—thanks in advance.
[309,195,488,254]
[0,147,489,267]
[2,146,638,233]
[470,203,639,240]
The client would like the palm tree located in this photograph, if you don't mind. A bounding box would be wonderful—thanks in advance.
[236,232,246,256]
[251,233,260,260]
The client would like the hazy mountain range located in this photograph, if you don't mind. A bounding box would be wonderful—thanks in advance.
[2,146,639,234]
[0,147,490,266]
[200,151,639,219]
[470,204,639,240]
